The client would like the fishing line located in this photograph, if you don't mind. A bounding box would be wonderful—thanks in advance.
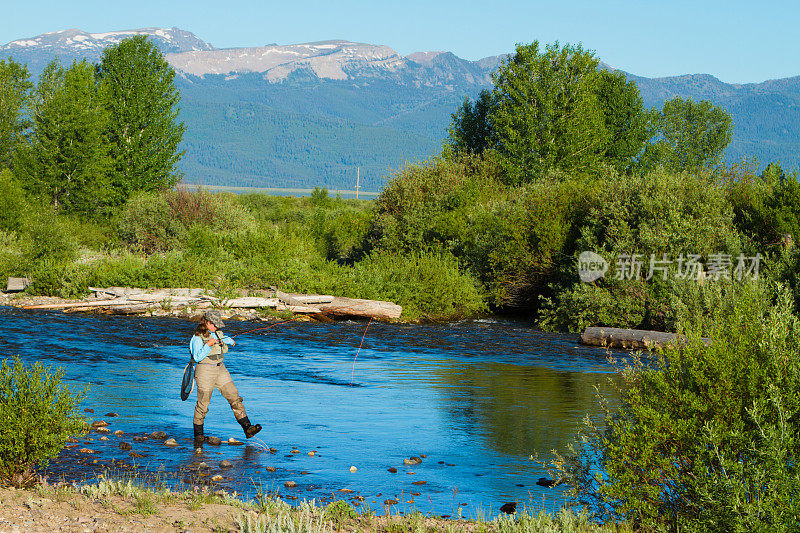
[350,317,372,386]
[231,318,299,338]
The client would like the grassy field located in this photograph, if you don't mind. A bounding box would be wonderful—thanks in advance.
[179,183,381,199]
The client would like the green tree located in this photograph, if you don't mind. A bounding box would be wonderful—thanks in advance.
[0,58,32,168]
[595,70,649,174]
[97,36,186,204]
[447,89,495,155]
[642,96,733,172]
[13,59,112,214]
[489,41,608,184]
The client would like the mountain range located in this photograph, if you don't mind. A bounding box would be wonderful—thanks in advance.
[2,27,797,191]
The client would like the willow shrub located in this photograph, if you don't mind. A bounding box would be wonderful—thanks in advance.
[539,168,745,332]
[346,250,487,320]
[0,357,85,487]
[556,281,800,530]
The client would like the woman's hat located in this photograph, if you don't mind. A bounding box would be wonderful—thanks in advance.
[204,310,225,328]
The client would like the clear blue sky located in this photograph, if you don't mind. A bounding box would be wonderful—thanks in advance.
[1,0,798,84]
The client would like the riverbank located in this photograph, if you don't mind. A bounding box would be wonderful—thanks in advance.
[1,480,625,532]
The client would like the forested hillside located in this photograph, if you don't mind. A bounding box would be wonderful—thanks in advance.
[2,28,798,190]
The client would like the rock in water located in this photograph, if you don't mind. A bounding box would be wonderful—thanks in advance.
[228,437,243,445]
[284,481,296,488]
[164,438,179,447]
[114,430,124,436]
[536,477,557,487]
[219,460,232,468]
[91,420,108,428]
[387,467,397,473]
[211,475,223,482]
[206,436,222,446]
[500,502,517,514]
[151,431,168,440]
[119,442,132,451]
[349,466,357,473]
[266,466,276,472]
[104,412,119,417]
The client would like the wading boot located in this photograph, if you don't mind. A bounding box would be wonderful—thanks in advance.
[193,424,205,449]
[237,417,262,439]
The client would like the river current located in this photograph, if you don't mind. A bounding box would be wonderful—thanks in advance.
[1,306,618,518]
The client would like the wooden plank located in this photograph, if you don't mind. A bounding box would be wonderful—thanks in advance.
[580,327,711,350]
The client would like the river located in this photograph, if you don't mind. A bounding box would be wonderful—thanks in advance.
[1,306,619,518]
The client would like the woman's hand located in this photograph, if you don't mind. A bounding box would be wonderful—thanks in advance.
[206,338,218,346]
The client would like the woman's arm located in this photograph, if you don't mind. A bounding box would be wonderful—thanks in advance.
[190,335,212,362]
[217,332,236,347]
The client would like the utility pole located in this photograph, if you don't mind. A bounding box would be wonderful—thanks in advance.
[356,167,360,200]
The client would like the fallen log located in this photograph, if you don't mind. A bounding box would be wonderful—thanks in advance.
[25,299,146,310]
[580,326,711,350]
[21,287,402,320]
[319,297,402,320]
[223,297,280,308]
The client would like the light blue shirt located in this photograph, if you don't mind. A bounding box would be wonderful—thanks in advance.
[190,332,234,363]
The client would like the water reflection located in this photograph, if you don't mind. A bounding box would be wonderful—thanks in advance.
[433,362,618,457]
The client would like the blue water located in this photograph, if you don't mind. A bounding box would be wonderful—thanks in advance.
[1,306,618,518]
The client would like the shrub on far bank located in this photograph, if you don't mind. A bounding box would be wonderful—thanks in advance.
[0,356,85,487]
[346,250,487,320]
[538,168,745,332]
[117,191,185,253]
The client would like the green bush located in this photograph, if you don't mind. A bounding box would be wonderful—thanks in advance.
[309,205,373,260]
[118,191,185,252]
[371,154,502,253]
[555,281,800,528]
[87,251,214,289]
[27,259,89,298]
[539,168,745,332]
[0,357,86,487]
[166,188,256,232]
[21,207,78,266]
[347,250,487,320]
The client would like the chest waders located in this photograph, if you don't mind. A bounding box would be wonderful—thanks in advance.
[192,330,262,448]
